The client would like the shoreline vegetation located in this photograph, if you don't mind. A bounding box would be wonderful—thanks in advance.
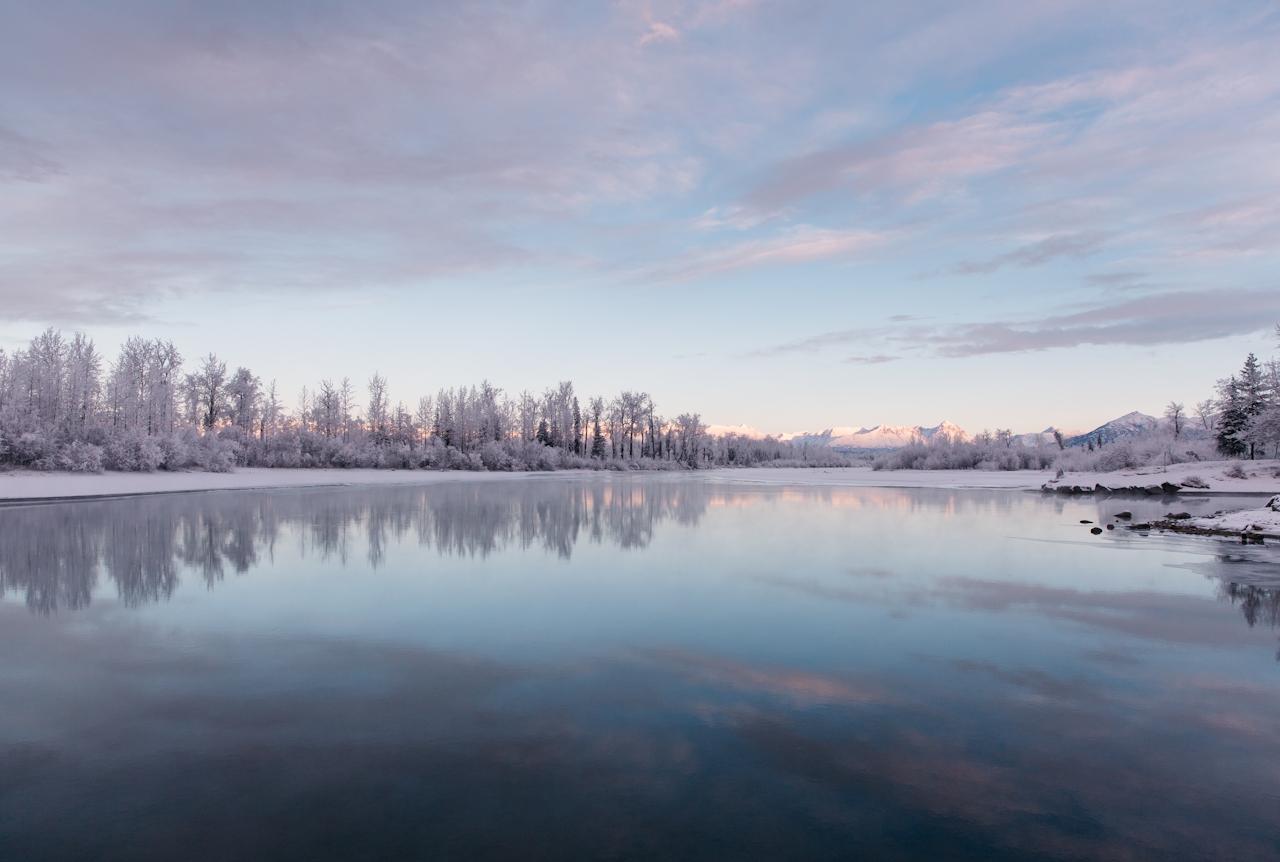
[3,328,1278,482]
[0,329,846,475]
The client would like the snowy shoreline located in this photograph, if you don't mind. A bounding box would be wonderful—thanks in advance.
[1147,496,1280,541]
[1043,459,1280,495]
[2,460,1277,503]
[0,465,1057,502]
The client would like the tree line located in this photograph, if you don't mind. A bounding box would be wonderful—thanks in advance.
[0,329,845,473]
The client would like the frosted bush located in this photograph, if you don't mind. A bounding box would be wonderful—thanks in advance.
[104,430,164,472]
[10,432,51,467]
[56,440,103,473]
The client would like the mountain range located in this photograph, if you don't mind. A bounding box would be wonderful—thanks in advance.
[708,411,1206,453]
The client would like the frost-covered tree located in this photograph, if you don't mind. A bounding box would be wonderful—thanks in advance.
[366,373,389,442]
[1195,399,1216,434]
[225,367,261,434]
[184,353,228,431]
[1164,402,1185,439]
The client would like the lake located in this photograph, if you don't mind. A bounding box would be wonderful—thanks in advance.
[2,475,1278,861]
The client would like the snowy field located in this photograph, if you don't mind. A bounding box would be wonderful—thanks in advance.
[2,461,1278,502]
[0,465,1061,501]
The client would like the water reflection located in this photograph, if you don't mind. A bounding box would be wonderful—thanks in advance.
[0,480,711,612]
[5,482,1280,648]
[2,479,1280,861]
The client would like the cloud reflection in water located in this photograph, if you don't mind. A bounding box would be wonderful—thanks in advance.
[1,479,1278,860]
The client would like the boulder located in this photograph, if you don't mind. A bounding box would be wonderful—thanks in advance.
[1267,495,1280,512]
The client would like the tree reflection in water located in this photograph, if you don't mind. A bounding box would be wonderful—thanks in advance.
[5,482,1280,649]
[0,479,708,613]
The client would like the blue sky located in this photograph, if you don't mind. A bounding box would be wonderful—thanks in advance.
[2,0,1279,433]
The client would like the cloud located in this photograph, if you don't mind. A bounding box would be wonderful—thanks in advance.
[2,0,1280,327]
[753,287,1280,360]
[636,225,887,282]
[918,288,1280,357]
[639,22,679,46]
[748,325,881,357]
[0,127,64,183]
[843,354,898,364]
[953,231,1109,275]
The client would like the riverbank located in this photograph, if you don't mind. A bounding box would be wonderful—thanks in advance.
[3,460,1277,503]
[1150,496,1280,541]
[0,465,1060,502]
[1046,460,1280,495]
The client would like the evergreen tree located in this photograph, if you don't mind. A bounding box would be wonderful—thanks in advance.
[1216,376,1248,457]
[591,417,605,458]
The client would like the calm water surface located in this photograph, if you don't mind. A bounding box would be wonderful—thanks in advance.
[2,476,1278,861]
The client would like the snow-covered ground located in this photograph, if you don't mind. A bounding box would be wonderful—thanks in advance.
[0,465,1062,501]
[1051,460,1280,495]
[701,466,1053,489]
[1182,500,1280,538]
[0,468,543,501]
[3,460,1276,503]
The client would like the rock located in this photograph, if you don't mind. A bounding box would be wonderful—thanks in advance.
[1094,484,1111,493]
[1165,512,1192,520]
[1090,527,1103,535]
[1106,524,1114,531]
[1116,512,1132,520]
[1131,523,1152,530]
[1080,520,1093,524]
[1161,482,1181,493]
[1144,485,1163,495]
[1267,495,1280,512]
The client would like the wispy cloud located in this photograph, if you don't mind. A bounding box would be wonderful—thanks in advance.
[1,0,1279,340]
[953,232,1110,275]
[636,225,888,282]
[920,288,1280,356]
[753,287,1280,360]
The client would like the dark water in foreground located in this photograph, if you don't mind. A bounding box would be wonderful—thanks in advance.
[2,476,1279,861]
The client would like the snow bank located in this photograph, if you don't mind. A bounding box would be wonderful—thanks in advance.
[700,466,1053,490]
[0,465,1060,501]
[1180,500,1280,539]
[0,467,545,501]
[1045,460,1280,495]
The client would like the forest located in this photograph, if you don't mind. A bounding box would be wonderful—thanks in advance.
[0,329,846,473]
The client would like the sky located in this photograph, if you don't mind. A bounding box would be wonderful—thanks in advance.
[2,0,1279,435]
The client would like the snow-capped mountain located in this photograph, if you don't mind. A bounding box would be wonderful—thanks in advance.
[1066,411,1208,447]
[782,421,973,453]
[703,423,771,440]
[707,411,1210,454]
